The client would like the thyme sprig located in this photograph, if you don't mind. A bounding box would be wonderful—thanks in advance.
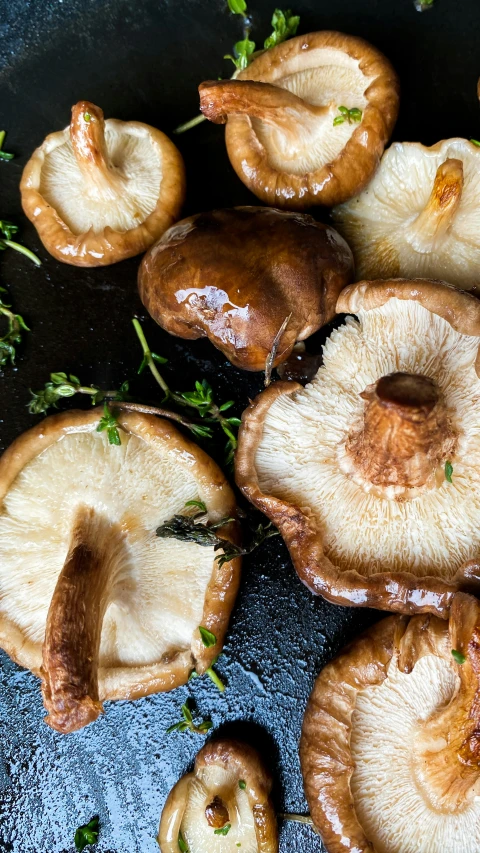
[0,131,14,162]
[74,816,100,852]
[0,219,41,267]
[0,288,29,366]
[96,402,121,445]
[333,106,363,126]
[166,699,212,735]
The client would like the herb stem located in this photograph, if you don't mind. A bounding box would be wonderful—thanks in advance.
[2,239,41,266]
[132,318,171,397]
[205,666,226,692]
[279,814,318,832]
[174,114,207,134]
[115,401,204,431]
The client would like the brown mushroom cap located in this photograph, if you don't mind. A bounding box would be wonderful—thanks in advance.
[158,739,278,852]
[300,593,480,853]
[236,279,480,617]
[138,206,353,372]
[199,31,399,210]
[0,408,240,732]
[20,100,186,266]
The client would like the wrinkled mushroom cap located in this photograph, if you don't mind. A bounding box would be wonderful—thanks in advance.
[199,31,399,209]
[236,279,480,617]
[138,206,353,372]
[158,739,278,852]
[0,408,240,731]
[301,593,480,853]
[333,139,480,291]
[20,100,185,266]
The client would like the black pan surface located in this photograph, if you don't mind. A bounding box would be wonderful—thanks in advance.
[0,1,479,851]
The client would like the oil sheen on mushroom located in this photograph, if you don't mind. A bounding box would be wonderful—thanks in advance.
[236,279,480,617]
[300,593,480,853]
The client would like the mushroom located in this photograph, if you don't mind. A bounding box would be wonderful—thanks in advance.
[236,278,480,617]
[158,739,278,852]
[138,206,353,372]
[0,408,240,733]
[198,31,399,210]
[333,139,480,291]
[20,100,185,266]
[300,592,480,853]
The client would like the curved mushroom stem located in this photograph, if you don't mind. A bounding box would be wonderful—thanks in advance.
[412,594,480,812]
[405,158,464,252]
[41,505,126,733]
[199,80,332,146]
[205,796,230,828]
[70,100,125,199]
[344,372,456,492]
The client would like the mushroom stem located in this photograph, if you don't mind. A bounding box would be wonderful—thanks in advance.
[41,505,125,733]
[199,80,332,146]
[70,100,125,199]
[344,372,456,492]
[412,594,480,812]
[405,158,464,252]
[205,796,230,828]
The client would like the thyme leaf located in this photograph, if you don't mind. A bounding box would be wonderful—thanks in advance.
[0,130,14,162]
[178,831,189,853]
[74,816,100,852]
[96,402,121,445]
[333,106,363,126]
[214,824,232,836]
[0,288,29,367]
[0,219,41,266]
[264,9,300,50]
[445,461,453,483]
[199,626,217,648]
[166,699,212,735]
[452,649,466,665]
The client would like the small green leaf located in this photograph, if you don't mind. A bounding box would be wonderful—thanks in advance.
[74,816,99,852]
[84,112,91,122]
[178,830,189,852]
[181,701,193,723]
[333,115,345,126]
[197,719,213,733]
[264,9,300,50]
[199,626,217,648]
[185,499,208,512]
[334,106,362,126]
[152,351,168,364]
[471,139,480,147]
[227,0,247,13]
[50,371,69,384]
[96,402,121,446]
[69,374,81,385]
[452,649,466,665]
[445,461,453,483]
[214,823,232,836]
[239,780,247,790]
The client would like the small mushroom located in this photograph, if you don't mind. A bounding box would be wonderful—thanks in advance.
[20,100,185,266]
[236,278,480,617]
[300,592,480,853]
[138,206,353,372]
[0,408,240,732]
[333,139,480,291]
[158,739,278,852]
[198,31,399,210]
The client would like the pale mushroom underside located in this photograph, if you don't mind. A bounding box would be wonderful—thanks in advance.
[0,429,217,672]
[254,298,480,578]
[351,653,480,853]
[181,766,257,853]
[39,120,162,233]
[333,139,480,288]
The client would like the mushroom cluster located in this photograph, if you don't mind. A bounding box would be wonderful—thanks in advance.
[236,279,480,616]
[158,739,277,852]
[199,31,399,209]
[20,100,185,266]
[138,206,353,372]
[0,408,240,732]
[301,592,480,853]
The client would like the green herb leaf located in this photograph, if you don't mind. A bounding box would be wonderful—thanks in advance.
[471,139,480,147]
[225,37,256,70]
[185,500,208,512]
[199,626,217,648]
[414,0,435,10]
[206,665,226,692]
[0,130,14,161]
[167,698,212,736]
[239,780,246,790]
[0,292,29,367]
[96,402,122,445]
[178,830,189,853]
[214,823,232,836]
[445,461,453,483]
[227,0,247,14]
[74,816,100,852]
[452,649,466,665]
[264,9,300,50]
[84,112,91,122]
[333,106,363,127]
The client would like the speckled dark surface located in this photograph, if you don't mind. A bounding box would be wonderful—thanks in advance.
[0,1,479,851]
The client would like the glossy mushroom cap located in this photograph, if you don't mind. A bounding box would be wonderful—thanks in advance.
[199,31,399,210]
[158,739,278,852]
[333,139,480,291]
[301,593,480,853]
[138,206,353,372]
[0,409,240,732]
[236,278,480,617]
[20,100,185,266]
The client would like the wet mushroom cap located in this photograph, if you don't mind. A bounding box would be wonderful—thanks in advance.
[20,100,185,266]
[158,739,278,852]
[236,279,480,617]
[199,31,399,209]
[300,593,480,853]
[138,206,353,372]
[333,139,480,291]
[0,408,240,732]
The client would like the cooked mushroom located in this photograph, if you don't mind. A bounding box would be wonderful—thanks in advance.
[198,31,399,210]
[301,592,480,853]
[0,408,240,732]
[333,139,480,291]
[20,100,185,266]
[236,278,480,617]
[138,206,353,372]
[158,739,278,852]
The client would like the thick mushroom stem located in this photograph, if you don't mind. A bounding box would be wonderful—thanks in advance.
[344,372,456,491]
[205,796,230,828]
[412,594,480,812]
[41,505,125,734]
[199,80,332,148]
[70,100,125,199]
[405,158,464,252]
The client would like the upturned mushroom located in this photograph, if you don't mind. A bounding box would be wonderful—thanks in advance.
[198,31,399,210]
[138,206,353,372]
[158,739,277,852]
[20,100,185,266]
[0,408,240,733]
[301,592,480,853]
[333,139,480,291]
[236,278,480,617]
